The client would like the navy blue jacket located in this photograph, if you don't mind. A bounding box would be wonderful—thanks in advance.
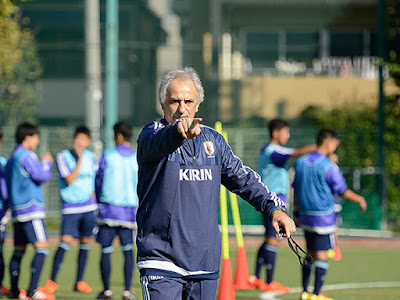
[136,119,285,279]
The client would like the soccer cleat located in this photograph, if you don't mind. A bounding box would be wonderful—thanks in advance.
[263,280,291,294]
[0,285,9,296]
[28,289,55,300]
[122,290,136,300]
[96,290,112,299]
[248,275,265,290]
[332,246,342,261]
[7,289,26,300]
[74,281,92,293]
[301,291,312,300]
[310,293,333,300]
[42,280,58,294]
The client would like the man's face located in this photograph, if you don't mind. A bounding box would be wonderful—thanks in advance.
[25,133,40,150]
[326,137,341,154]
[273,126,290,145]
[161,78,199,124]
[74,133,91,150]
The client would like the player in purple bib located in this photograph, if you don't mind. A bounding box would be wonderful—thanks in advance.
[293,129,367,300]
[43,126,97,295]
[5,123,54,300]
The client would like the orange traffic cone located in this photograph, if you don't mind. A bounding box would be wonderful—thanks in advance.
[234,246,254,290]
[218,258,236,300]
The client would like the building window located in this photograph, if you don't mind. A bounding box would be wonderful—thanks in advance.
[245,31,279,68]
[330,31,364,57]
[244,29,377,77]
[286,31,319,66]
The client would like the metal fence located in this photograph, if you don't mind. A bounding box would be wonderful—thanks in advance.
[0,125,389,230]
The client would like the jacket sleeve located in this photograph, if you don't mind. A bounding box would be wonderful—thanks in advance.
[218,133,286,216]
[137,121,184,164]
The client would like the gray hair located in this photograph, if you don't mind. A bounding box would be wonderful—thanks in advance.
[158,67,204,105]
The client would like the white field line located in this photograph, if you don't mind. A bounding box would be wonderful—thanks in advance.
[259,281,400,299]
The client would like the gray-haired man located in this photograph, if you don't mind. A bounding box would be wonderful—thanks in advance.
[136,67,296,300]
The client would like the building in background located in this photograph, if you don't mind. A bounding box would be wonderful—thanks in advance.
[173,0,399,124]
[18,0,166,127]
[147,0,182,116]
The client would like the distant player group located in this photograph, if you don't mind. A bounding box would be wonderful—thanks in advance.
[0,122,138,300]
[0,67,368,300]
[249,119,367,300]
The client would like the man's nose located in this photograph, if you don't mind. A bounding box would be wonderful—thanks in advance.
[178,101,186,113]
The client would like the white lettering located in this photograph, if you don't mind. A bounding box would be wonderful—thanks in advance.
[192,169,201,181]
[179,169,190,181]
[179,169,213,181]
[204,169,212,180]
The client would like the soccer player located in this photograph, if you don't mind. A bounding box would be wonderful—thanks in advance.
[250,119,316,293]
[292,129,367,300]
[95,122,138,300]
[0,127,9,296]
[136,67,296,300]
[43,126,97,295]
[5,123,55,300]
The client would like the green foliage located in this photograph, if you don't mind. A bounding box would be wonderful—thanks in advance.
[299,103,377,167]
[383,0,400,85]
[0,0,41,125]
[383,94,400,224]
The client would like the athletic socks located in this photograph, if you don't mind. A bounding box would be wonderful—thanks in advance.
[51,242,90,284]
[28,248,49,292]
[265,244,278,284]
[9,250,24,292]
[302,260,313,292]
[100,246,113,291]
[122,245,134,291]
[314,260,329,295]
[51,241,70,282]
[254,242,267,278]
[76,244,90,283]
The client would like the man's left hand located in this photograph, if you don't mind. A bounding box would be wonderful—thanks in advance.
[271,210,296,238]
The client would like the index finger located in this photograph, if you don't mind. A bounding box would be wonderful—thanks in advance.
[189,118,203,130]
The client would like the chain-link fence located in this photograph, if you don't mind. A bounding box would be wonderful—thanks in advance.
[0,125,390,230]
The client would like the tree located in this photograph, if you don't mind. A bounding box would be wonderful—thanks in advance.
[384,0,400,85]
[0,0,41,125]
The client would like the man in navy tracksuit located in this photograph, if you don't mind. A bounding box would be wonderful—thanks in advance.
[136,67,296,300]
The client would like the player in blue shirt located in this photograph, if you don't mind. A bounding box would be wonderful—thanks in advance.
[0,127,9,297]
[293,129,367,300]
[43,126,97,296]
[250,119,316,293]
[136,67,296,300]
[5,123,55,300]
[95,122,138,300]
